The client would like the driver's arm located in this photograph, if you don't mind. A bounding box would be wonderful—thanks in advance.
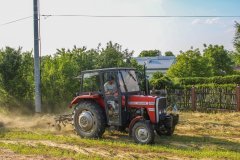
[112,84,118,96]
[104,83,111,95]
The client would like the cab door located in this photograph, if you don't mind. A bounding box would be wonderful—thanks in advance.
[102,71,122,126]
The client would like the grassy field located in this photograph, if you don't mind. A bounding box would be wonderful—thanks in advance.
[0,112,240,160]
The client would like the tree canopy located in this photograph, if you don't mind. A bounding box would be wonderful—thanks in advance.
[167,49,210,78]
[234,22,240,54]
[0,42,143,112]
[138,50,161,57]
[232,22,240,66]
[164,51,174,56]
[97,42,133,68]
[0,47,34,101]
[167,44,235,78]
[203,44,233,76]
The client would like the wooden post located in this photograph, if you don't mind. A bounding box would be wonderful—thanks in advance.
[191,86,196,111]
[236,85,240,112]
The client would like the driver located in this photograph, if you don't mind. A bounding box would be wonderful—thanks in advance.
[104,76,117,96]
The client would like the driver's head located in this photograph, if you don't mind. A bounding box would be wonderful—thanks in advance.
[108,76,114,84]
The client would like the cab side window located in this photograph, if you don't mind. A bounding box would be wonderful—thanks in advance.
[82,72,101,92]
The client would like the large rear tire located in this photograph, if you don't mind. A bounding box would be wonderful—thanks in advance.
[132,121,155,144]
[73,101,106,138]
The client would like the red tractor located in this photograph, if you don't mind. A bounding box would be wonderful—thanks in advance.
[67,68,178,144]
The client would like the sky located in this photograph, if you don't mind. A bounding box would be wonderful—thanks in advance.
[0,0,240,56]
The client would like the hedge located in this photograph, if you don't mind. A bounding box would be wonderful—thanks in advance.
[178,75,240,85]
[184,84,237,90]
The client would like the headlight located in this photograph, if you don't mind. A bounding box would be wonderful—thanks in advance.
[159,109,167,114]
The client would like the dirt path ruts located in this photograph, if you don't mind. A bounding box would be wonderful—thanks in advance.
[0,139,186,160]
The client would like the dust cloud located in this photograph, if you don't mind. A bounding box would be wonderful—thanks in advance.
[0,112,73,133]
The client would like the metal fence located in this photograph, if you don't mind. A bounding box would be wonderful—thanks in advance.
[153,86,240,112]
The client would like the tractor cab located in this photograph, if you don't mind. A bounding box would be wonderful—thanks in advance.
[67,68,179,144]
[79,68,141,126]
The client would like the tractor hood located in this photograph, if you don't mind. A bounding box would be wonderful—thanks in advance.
[127,95,157,107]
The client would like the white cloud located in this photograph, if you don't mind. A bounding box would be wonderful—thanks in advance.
[191,18,221,25]
[191,19,201,25]
[205,18,220,24]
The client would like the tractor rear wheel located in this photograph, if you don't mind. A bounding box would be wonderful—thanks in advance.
[132,121,155,144]
[73,101,106,138]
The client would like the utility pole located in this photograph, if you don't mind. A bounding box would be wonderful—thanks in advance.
[33,0,41,112]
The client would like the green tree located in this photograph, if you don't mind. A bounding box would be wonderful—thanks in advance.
[164,51,174,56]
[234,22,240,53]
[203,45,233,76]
[0,47,34,103]
[232,22,240,67]
[129,58,143,71]
[40,42,138,112]
[167,49,210,78]
[97,41,132,68]
[0,42,169,112]
[18,51,34,101]
[0,47,22,94]
[229,51,240,66]
[41,46,98,111]
[151,71,164,79]
[138,50,161,57]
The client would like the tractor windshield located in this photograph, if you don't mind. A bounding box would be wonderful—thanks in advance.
[119,70,140,93]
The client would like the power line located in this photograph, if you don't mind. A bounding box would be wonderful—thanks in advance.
[1,14,240,28]
[41,14,240,18]
[0,16,32,26]
[1,14,239,27]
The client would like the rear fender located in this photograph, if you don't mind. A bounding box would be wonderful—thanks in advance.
[68,94,104,109]
[128,116,144,136]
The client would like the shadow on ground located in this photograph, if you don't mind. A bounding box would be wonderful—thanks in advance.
[103,131,240,152]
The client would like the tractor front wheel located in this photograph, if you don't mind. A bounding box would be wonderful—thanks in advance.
[131,121,155,144]
[73,101,106,138]
[156,126,175,136]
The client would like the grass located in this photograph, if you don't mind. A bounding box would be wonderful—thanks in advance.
[0,112,240,159]
[0,130,239,159]
[0,142,104,160]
